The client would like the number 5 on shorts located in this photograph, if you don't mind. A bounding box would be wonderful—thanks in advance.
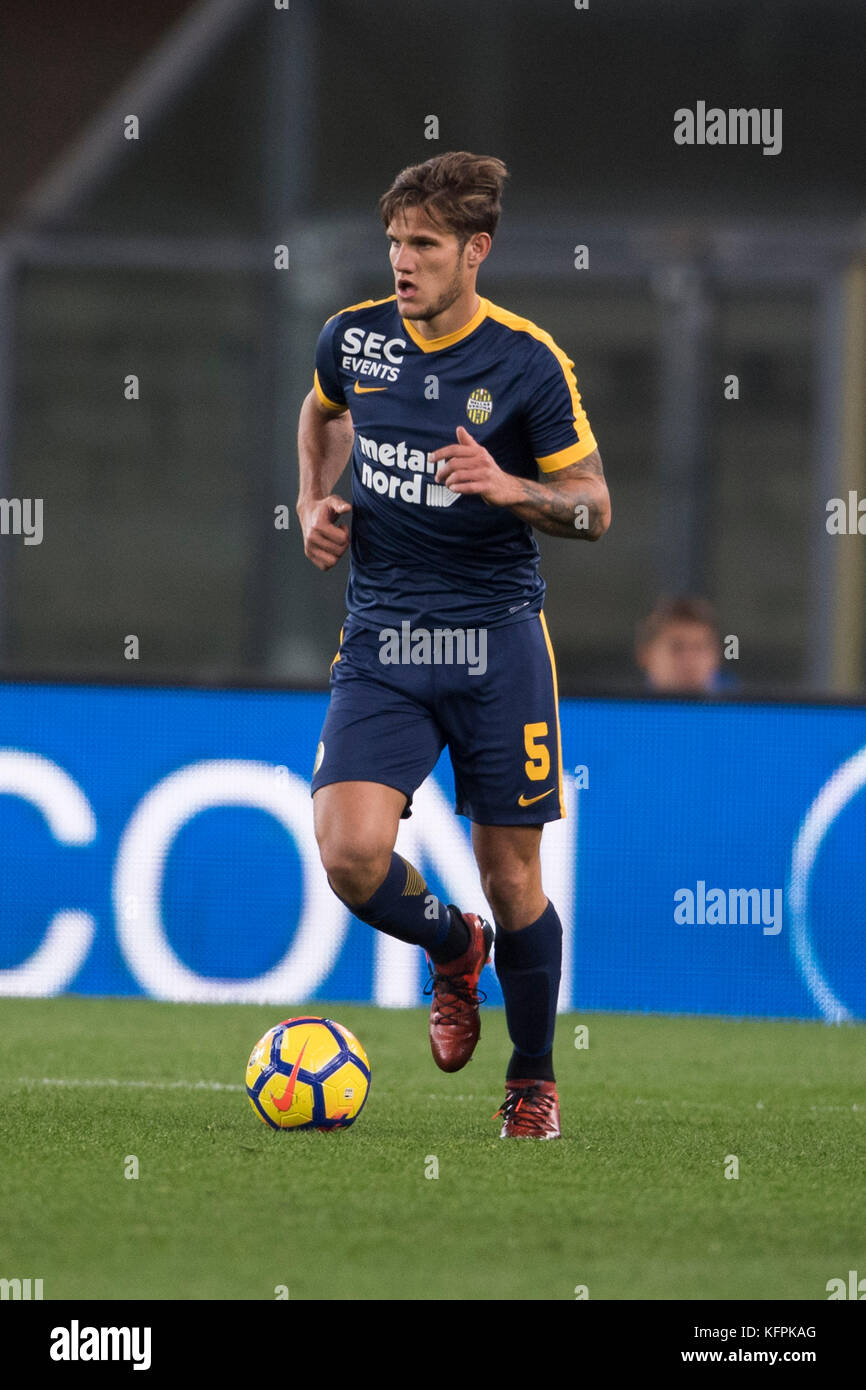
[523,721,550,781]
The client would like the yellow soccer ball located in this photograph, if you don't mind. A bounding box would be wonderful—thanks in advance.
[246,1016,371,1131]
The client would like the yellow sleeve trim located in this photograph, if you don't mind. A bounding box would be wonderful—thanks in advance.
[314,370,347,414]
[485,301,598,471]
[536,434,598,473]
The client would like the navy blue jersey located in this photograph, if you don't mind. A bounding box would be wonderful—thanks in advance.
[313,294,597,629]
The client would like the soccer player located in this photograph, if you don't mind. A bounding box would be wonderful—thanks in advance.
[297,152,610,1138]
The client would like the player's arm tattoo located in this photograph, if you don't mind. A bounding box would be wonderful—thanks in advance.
[506,450,610,540]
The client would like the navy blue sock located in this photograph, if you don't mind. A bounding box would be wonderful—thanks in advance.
[330,852,469,960]
[494,901,562,1082]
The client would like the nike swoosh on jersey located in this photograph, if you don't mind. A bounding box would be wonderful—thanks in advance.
[353,382,388,394]
[271,1038,309,1112]
[517,788,554,807]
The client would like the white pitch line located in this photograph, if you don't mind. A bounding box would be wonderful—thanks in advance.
[12,1076,244,1093]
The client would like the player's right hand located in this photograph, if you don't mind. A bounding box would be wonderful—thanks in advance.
[298,496,352,570]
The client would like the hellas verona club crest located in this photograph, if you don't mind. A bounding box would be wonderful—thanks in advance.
[466,388,493,425]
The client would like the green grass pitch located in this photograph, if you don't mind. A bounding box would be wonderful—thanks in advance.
[0,996,863,1301]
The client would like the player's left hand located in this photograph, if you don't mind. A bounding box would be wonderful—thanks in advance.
[430,427,521,507]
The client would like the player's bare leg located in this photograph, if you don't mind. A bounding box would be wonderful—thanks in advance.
[473,824,562,1138]
[472,823,546,929]
[314,780,492,1072]
[314,781,406,905]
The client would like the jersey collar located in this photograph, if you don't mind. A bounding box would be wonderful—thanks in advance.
[400,296,489,353]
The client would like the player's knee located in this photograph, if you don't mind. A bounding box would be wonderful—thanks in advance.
[318,835,392,907]
[315,823,389,878]
[479,861,536,915]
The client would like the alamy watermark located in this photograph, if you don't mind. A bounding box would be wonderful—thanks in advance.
[827,1270,866,1299]
[0,1276,43,1299]
[50,1322,152,1370]
[0,497,43,545]
[379,620,487,676]
[826,492,866,534]
[674,102,782,156]
[674,880,782,935]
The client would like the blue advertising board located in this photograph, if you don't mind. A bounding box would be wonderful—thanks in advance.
[0,681,863,1020]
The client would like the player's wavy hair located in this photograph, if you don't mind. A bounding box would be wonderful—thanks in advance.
[379,152,508,250]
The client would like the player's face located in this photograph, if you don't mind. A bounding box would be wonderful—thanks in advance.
[639,622,720,693]
[386,208,469,321]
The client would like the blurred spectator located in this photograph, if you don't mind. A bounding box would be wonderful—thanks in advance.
[635,596,729,694]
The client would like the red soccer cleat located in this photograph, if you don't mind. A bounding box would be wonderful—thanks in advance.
[424,908,494,1073]
[493,1079,561,1139]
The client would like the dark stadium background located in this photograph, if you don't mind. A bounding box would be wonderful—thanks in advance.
[0,0,863,694]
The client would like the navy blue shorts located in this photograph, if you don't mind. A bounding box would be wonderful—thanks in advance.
[310,612,565,825]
